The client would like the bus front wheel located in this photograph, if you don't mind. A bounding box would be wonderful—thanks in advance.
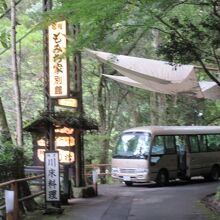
[156,170,169,186]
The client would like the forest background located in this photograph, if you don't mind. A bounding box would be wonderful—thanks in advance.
[0,0,220,175]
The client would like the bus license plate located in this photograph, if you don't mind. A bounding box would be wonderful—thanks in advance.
[123,176,131,181]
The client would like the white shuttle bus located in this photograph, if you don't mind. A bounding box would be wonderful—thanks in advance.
[111,126,220,186]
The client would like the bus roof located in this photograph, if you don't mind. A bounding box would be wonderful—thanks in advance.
[122,126,220,136]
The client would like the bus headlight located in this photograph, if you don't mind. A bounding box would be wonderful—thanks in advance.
[136,168,148,174]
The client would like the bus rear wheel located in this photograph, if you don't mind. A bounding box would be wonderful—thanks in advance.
[156,170,169,186]
[209,165,219,181]
[124,181,133,186]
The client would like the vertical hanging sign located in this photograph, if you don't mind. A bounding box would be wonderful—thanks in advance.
[48,20,69,98]
[45,151,60,202]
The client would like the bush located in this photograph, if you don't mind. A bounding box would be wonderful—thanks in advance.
[0,141,24,181]
[215,187,220,202]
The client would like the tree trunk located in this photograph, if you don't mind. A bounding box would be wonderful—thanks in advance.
[97,66,108,183]
[128,92,142,126]
[150,92,158,125]
[0,97,12,142]
[10,0,38,212]
[11,0,23,146]
[158,94,167,125]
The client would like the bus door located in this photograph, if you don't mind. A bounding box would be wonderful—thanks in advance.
[175,135,189,178]
[188,135,204,176]
[150,135,177,180]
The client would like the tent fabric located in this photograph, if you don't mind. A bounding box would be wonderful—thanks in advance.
[103,74,159,92]
[86,49,220,100]
[199,81,220,100]
[104,75,220,100]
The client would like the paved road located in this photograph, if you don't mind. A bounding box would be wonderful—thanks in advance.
[26,179,220,220]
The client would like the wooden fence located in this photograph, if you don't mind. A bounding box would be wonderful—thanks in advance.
[0,164,112,220]
[0,174,44,220]
[85,164,112,184]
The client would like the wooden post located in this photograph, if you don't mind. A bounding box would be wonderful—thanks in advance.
[6,182,19,220]
[12,182,19,220]
[42,0,55,152]
[74,130,85,187]
[72,25,85,187]
[6,212,13,220]
[92,170,98,196]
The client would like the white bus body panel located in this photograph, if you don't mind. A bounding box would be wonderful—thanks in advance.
[112,158,150,183]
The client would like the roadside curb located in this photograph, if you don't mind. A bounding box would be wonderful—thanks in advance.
[201,193,220,214]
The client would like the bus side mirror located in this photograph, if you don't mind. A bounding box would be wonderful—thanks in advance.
[143,153,148,159]
[150,156,161,165]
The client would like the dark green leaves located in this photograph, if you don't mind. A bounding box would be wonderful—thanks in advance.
[0,31,9,48]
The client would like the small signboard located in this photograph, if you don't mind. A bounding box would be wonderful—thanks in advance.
[57,98,78,108]
[44,151,60,202]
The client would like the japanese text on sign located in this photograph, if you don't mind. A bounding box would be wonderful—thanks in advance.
[48,20,68,98]
[45,152,60,202]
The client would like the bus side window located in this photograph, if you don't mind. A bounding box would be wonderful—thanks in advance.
[151,136,165,155]
[215,134,220,150]
[188,135,199,153]
[164,136,176,154]
[198,135,207,152]
[207,134,220,151]
[175,135,186,153]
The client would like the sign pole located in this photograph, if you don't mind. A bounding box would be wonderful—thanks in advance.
[43,0,55,152]
[43,0,62,213]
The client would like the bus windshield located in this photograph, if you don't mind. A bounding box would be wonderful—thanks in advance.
[113,132,151,159]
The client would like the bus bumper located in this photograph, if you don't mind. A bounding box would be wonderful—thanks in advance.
[111,173,149,183]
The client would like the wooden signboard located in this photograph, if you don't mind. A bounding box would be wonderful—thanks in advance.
[44,151,60,202]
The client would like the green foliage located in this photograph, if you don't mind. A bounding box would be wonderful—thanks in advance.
[156,1,220,68]
[215,187,220,201]
[0,31,9,48]
[0,0,7,15]
[0,19,10,50]
[84,133,105,164]
[0,140,26,180]
[0,0,44,141]
[0,141,15,164]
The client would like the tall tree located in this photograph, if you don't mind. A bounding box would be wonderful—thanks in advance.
[154,0,220,83]
[8,0,39,213]
[11,0,23,146]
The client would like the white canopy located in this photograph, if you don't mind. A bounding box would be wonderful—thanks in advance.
[86,49,220,100]
[199,81,220,100]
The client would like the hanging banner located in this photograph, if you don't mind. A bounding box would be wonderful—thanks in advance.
[48,20,69,98]
[44,151,60,202]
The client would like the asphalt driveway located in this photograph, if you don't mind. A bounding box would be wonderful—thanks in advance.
[25,179,220,220]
